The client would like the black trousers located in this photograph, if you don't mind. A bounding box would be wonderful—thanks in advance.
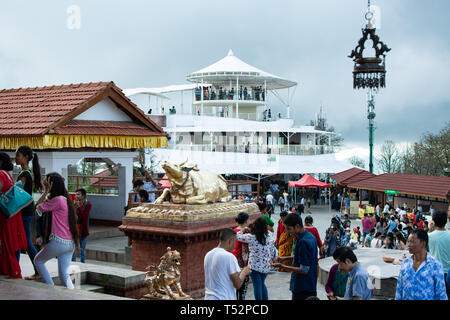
[445,273,449,298]
[292,291,317,300]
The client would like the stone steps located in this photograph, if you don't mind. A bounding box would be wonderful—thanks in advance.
[85,247,127,265]
[80,284,105,293]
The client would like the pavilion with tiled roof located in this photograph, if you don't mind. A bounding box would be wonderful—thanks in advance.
[0,81,167,149]
[347,173,450,213]
[0,81,168,222]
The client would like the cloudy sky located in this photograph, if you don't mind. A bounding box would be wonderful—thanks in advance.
[1,0,449,172]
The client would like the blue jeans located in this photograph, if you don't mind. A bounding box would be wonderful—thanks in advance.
[250,270,268,300]
[34,234,75,289]
[72,237,87,263]
[22,215,38,272]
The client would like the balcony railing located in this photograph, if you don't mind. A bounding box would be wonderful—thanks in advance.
[182,112,277,121]
[172,144,334,156]
[195,88,266,102]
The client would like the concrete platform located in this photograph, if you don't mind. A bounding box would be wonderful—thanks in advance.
[7,205,372,300]
[0,276,132,300]
[319,248,408,299]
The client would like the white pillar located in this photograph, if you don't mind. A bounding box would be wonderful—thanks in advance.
[287,133,290,155]
[210,132,213,152]
[236,76,239,119]
[264,79,267,109]
[201,79,204,116]
[287,87,290,119]
[180,91,183,114]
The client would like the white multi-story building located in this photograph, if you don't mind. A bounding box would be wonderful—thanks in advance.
[125,50,352,179]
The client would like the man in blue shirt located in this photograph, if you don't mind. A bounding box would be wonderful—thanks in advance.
[272,213,318,300]
[395,229,448,300]
[334,247,373,300]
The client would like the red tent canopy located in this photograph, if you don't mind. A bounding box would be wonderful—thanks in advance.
[288,174,330,188]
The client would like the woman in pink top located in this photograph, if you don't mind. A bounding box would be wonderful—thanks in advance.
[34,173,79,289]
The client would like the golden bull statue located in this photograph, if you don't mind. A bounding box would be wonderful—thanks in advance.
[154,159,231,205]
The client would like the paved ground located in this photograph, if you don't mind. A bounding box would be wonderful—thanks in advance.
[14,204,359,300]
[243,204,360,300]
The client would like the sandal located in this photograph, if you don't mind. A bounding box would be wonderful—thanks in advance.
[24,274,41,280]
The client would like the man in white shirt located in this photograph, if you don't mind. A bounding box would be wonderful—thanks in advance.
[266,193,274,205]
[383,203,390,215]
[204,229,251,300]
[399,207,408,221]
[376,203,381,217]
[301,197,306,206]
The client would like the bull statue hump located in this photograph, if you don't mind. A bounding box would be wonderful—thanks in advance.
[154,160,232,205]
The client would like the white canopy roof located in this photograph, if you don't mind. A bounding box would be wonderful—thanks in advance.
[123,83,213,97]
[123,88,171,99]
[186,50,297,90]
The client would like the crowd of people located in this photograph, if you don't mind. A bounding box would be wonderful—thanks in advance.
[204,197,449,300]
[0,146,92,289]
[195,85,266,102]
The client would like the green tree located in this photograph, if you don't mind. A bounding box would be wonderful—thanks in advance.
[376,140,401,173]
[308,107,344,151]
[399,122,449,176]
[349,156,366,169]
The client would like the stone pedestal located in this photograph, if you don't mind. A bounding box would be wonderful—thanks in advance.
[118,200,260,298]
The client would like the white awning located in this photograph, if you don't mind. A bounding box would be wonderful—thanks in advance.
[122,88,171,99]
[123,83,213,97]
[150,149,353,175]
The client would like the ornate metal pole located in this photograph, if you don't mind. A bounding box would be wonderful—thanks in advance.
[367,91,375,173]
[349,1,390,173]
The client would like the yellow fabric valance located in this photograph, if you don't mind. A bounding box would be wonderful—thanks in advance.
[0,135,168,150]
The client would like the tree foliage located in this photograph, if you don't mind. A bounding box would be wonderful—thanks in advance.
[350,156,366,169]
[376,140,402,173]
[308,109,344,151]
[399,122,449,177]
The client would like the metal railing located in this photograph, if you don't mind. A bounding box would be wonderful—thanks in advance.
[172,144,334,155]
[227,180,260,202]
[68,175,119,195]
[194,90,266,102]
[180,112,280,122]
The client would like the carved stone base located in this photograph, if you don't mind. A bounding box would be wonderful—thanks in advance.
[125,200,258,221]
[141,293,193,300]
[119,200,260,298]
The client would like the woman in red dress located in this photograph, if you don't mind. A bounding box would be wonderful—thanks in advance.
[0,152,28,278]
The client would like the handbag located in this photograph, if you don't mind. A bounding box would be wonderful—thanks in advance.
[0,170,33,218]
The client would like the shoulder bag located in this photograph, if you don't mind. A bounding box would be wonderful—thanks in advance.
[0,170,33,218]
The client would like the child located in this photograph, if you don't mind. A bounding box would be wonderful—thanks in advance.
[351,228,359,243]
[343,227,351,246]
[356,226,362,244]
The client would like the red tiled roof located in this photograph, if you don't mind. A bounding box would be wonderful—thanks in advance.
[341,170,377,185]
[90,166,119,188]
[331,167,375,185]
[55,120,163,136]
[0,81,166,136]
[347,173,450,199]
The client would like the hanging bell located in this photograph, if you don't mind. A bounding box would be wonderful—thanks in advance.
[349,26,391,90]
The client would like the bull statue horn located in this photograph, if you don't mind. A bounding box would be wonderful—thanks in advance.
[178,158,188,167]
